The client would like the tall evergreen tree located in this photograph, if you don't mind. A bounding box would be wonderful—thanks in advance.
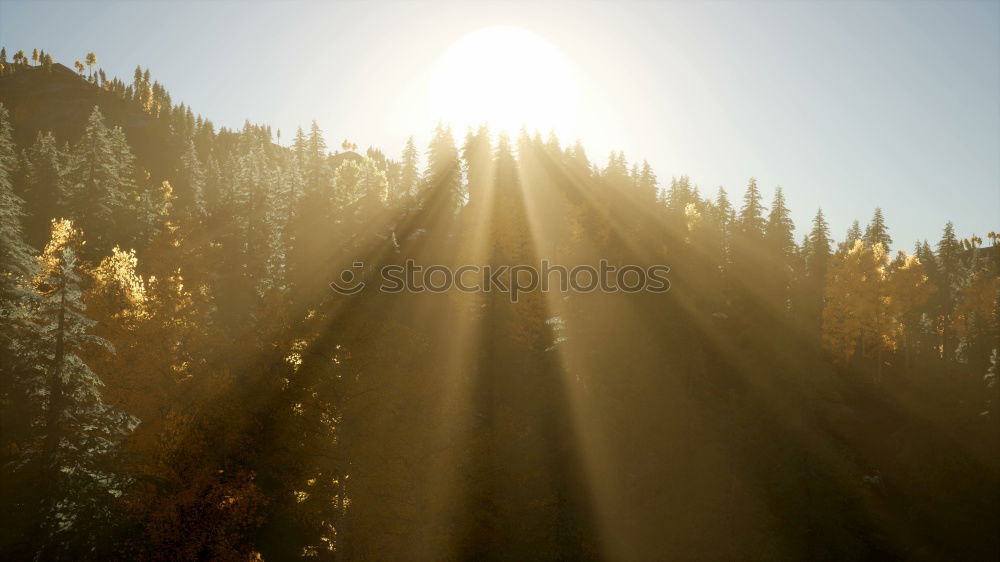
[424,123,462,213]
[845,219,862,250]
[800,208,833,330]
[765,186,795,259]
[63,107,127,254]
[936,221,963,361]
[463,125,492,208]
[738,177,766,238]
[26,219,138,557]
[22,132,66,247]
[863,206,892,249]
[0,104,36,346]
[174,139,206,223]
[764,187,796,313]
[400,136,420,199]
[637,160,658,204]
[806,208,832,282]
[713,186,735,267]
[303,121,329,196]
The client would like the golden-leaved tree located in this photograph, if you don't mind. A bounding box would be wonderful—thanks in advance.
[822,240,895,373]
[887,251,932,367]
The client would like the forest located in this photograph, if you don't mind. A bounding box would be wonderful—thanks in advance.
[0,49,998,561]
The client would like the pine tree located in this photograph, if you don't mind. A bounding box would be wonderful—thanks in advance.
[63,107,127,254]
[0,104,36,346]
[226,146,286,294]
[280,150,305,223]
[292,126,307,161]
[799,208,832,331]
[844,219,862,250]
[400,136,420,199]
[304,120,329,196]
[27,219,138,556]
[806,208,832,282]
[463,125,492,208]
[738,177,766,238]
[637,160,658,204]
[764,187,796,313]
[491,132,528,261]
[713,186,735,265]
[424,123,462,213]
[765,186,795,259]
[936,221,963,361]
[22,131,66,247]
[937,221,961,293]
[863,206,892,250]
[174,139,206,223]
[0,106,42,549]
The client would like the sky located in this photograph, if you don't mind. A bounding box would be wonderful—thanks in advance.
[1,0,998,249]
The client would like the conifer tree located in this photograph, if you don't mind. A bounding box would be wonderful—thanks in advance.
[22,132,66,247]
[845,219,862,250]
[805,209,832,282]
[713,186,735,264]
[936,221,963,361]
[798,208,832,330]
[63,107,128,254]
[764,187,796,312]
[0,104,36,346]
[738,177,766,238]
[174,139,206,223]
[424,123,462,212]
[27,219,138,556]
[765,186,795,259]
[937,221,962,295]
[863,206,892,249]
[226,146,286,294]
[637,160,658,204]
[400,136,420,199]
[292,126,308,161]
[304,120,329,196]
[463,125,492,208]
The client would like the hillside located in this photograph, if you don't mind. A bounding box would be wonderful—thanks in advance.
[0,63,177,180]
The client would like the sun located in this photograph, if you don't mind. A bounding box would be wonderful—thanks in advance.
[426,26,579,138]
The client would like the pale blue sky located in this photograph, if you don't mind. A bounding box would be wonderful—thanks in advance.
[1,0,997,248]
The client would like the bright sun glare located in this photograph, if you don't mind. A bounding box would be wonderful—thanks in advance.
[427,26,579,138]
